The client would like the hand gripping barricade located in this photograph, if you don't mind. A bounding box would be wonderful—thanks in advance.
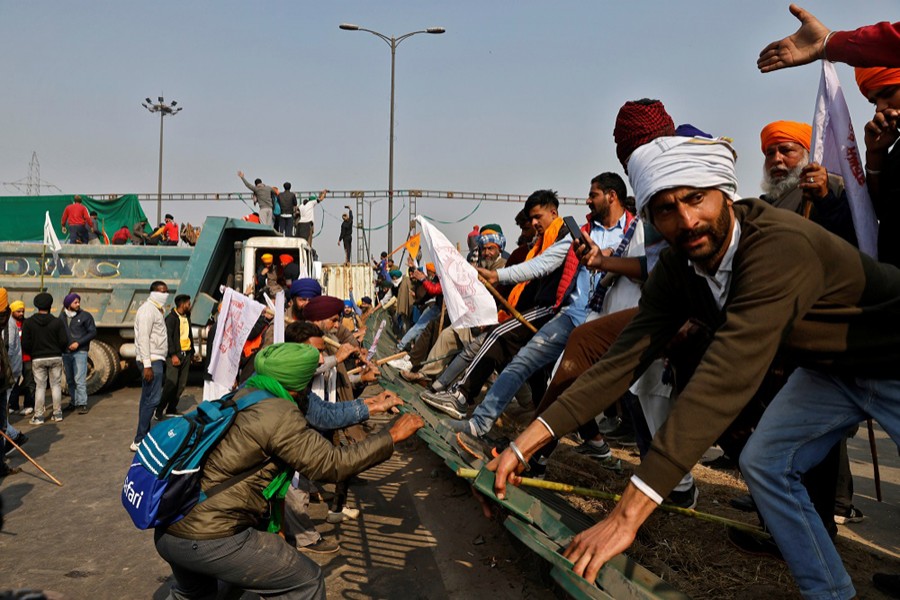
[122,389,271,529]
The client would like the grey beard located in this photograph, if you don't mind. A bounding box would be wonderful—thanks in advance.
[761,165,804,200]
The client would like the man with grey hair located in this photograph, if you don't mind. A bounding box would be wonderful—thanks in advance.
[490,134,900,600]
[759,120,856,244]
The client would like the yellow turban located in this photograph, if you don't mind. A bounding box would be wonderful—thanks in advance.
[261,253,273,264]
[855,67,900,99]
[10,300,25,312]
[760,121,812,154]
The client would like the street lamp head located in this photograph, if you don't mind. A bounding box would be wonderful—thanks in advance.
[141,103,149,109]
[339,23,359,31]
[145,97,152,104]
[426,27,446,34]
[171,100,177,107]
[158,96,164,103]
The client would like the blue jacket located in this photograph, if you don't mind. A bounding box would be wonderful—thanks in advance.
[59,309,97,352]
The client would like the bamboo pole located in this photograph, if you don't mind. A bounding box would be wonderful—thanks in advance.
[456,467,770,539]
[0,430,63,487]
[478,276,537,333]
[348,351,407,375]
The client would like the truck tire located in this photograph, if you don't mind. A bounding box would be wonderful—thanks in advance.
[85,341,116,395]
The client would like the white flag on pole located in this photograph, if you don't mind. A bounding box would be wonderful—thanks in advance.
[416,216,498,329]
[207,287,265,388]
[274,290,285,344]
[810,61,879,258]
[43,211,63,264]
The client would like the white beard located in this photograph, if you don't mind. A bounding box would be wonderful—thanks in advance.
[761,163,806,200]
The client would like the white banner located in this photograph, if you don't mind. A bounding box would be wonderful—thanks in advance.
[274,290,285,344]
[207,287,265,389]
[416,216,498,329]
[43,211,63,264]
[810,61,879,258]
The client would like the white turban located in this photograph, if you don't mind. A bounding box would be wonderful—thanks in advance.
[628,136,739,215]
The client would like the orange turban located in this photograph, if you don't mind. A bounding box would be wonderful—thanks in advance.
[760,121,812,154]
[425,262,436,273]
[855,67,900,99]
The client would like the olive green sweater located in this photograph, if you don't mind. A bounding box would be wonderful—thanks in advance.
[540,199,900,498]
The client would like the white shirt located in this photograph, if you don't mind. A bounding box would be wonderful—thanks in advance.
[297,198,318,223]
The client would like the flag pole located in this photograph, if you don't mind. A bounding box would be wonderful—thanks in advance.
[478,276,537,333]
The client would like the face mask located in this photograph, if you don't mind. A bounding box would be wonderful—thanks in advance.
[149,291,169,306]
[64,309,77,318]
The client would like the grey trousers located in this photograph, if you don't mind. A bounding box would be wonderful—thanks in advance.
[154,528,325,600]
[282,476,322,548]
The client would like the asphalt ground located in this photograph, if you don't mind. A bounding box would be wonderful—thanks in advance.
[0,381,555,599]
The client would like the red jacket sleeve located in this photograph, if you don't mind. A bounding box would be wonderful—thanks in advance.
[828,22,900,67]
[421,278,442,296]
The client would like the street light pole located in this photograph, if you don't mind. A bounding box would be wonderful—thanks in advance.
[142,96,183,224]
[339,23,445,252]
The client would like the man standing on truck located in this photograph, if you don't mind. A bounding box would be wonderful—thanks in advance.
[339,206,353,264]
[60,293,96,415]
[157,294,194,419]
[296,189,328,247]
[238,171,275,227]
[60,195,94,244]
[132,281,169,451]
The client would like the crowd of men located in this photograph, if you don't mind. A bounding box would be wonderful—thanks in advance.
[2,7,899,599]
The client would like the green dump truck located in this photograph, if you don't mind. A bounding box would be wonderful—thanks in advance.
[0,217,315,393]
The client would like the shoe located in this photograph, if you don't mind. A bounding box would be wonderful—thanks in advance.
[0,464,22,478]
[29,416,45,425]
[574,440,612,460]
[21,407,34,416]
[326,506,360,523]
[872,573,900,597]
[703,454,740,471]
[78,405,89,415]
[420,389,467,419]
[729,494,757,513]
[445,418,476,435]
[164,411,182,417]
[454,431,495,462]
[597,416,621,435]
[726,526,783,561]
[299,537,341,554]
[51,413,63,423]
[604,421,637,447]
[130,442,140,452]
[664,484,699,510]
[341,506,360,519]
[834,506,865,524]
[400,370,430,385]
[5,433,28,456]
[63,404,77,412]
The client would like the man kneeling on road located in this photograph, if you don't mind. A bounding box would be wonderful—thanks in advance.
[154,342,424,600]
[490,135,900,600]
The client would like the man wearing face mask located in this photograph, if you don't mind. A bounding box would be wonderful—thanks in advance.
[60,293,96,415]
[132,281,170,451]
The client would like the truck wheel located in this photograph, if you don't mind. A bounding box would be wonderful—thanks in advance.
[100,341,122,386]
[85,341,116,394]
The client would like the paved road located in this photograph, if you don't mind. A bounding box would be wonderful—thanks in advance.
[0,382,554,599]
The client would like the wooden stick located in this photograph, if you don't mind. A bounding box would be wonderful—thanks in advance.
[323,336,342,350]
[0,430,63,487]
[347,351,408,375]
[478,276,537,333]
[456,467,770,539]
[867,418,882,502]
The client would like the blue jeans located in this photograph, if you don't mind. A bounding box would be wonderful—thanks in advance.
[135,360,164,444]
[63,350,89,407]
[398,304,440,350]
[740,368,900,600]
[469,312,576,436]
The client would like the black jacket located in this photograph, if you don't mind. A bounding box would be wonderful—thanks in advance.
[339,210,353,242]
[59,309,97,352]
[165,309,195,357]
[21,313,68,360]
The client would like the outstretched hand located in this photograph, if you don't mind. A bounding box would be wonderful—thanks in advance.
[388,413,424,444]
[757,4,830,73]
[364,390,403,415]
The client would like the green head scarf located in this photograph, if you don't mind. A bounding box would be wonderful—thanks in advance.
[254,343,319,391]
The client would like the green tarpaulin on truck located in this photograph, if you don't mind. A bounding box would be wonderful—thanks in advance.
[0,195,148,242]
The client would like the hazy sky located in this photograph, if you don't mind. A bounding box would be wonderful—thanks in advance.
[1,2,893,263]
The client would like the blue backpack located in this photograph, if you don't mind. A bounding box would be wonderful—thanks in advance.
[122,389,271,530]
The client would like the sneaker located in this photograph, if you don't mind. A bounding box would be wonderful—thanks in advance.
[326,506,360,523]
[0,464,22,478]
[78,405,89,415]
[445,418,476,435]
[51,413,63,423]
[299,537,341,554]
[5,433,28,456]
[574,439,612,460]
[834,506,865,524]
[63,403,77,412]
[129,442,140,452]
[597,416,621,435]
[29,416,45,425]
[604,420,637,447]
[729,494,757,513]
[400,370,430,385]
[21,407,34,416]
[420,389,467,419]
[664,484,699,510]
[453,431,493,462]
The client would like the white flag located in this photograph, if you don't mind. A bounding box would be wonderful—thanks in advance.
[274,290,285,344]
[207,287,265,388]
[416,216,498,329]
[810,61,879,258]
[43,211,63,264]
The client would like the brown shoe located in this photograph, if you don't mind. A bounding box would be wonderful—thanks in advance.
[400,369,430,385]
